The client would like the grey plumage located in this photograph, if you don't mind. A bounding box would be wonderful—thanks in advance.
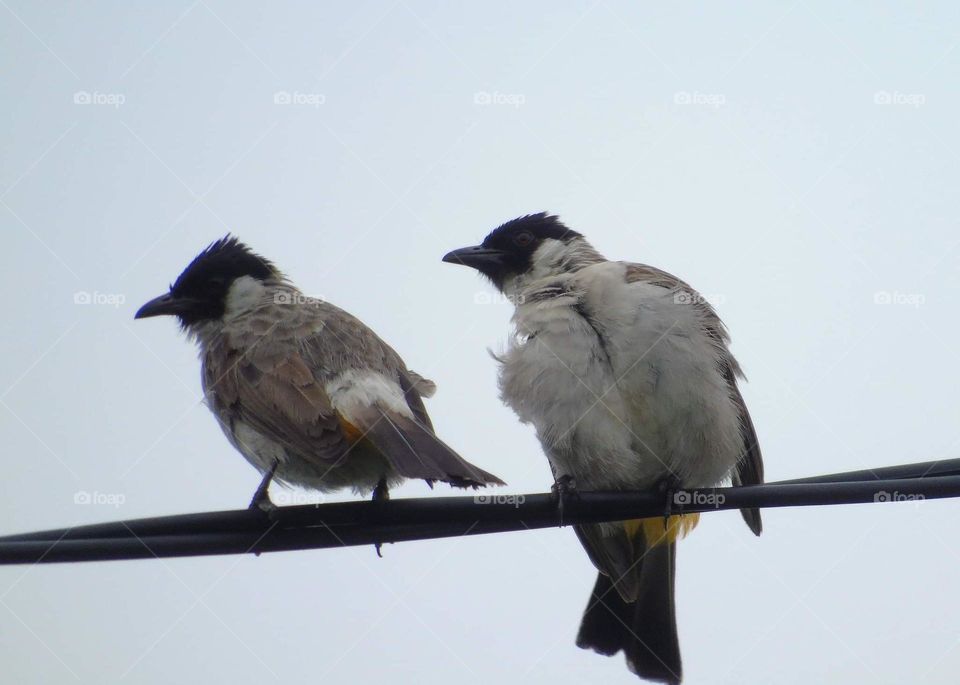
[621,262,764,534]
[444,213,764,684]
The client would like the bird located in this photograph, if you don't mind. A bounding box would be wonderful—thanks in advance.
[442,213,763,684]
[135,236,504,511]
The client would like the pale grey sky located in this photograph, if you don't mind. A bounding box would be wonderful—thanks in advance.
[3,2,960,683]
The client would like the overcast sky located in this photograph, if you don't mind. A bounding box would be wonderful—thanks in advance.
[3,2,960,683]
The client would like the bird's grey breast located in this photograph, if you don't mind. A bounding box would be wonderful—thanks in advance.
[497,270,641,486]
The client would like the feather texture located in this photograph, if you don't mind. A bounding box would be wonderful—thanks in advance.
[200,283,503,494]
[494,234,764,683]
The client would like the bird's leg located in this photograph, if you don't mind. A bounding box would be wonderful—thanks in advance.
[551,474,578,527]
[372,477,390,504]
[249,460,279,514]
[372,477,389,558]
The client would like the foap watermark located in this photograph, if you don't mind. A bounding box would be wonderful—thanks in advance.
[271,490,325,506]
[674,91,725,109]
[673,290,725,306]
[273,90,325,108]
[473,91,525,108]
[74,290,126,307]
[873,290,925,308]
[474,493,526,508]
[73,90,126,108]
[873,90,925,108]
[74,490,126,508]
[673,490,725,508]
[874,490,925,504]
[274,291,315,305]
[474,291,525,306]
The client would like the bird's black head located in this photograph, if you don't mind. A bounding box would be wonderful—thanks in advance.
[134,236,278,327]
[442,213,582,291]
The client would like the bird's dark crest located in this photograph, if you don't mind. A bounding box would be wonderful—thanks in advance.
[482,212,582,249]
[171,235,278,298]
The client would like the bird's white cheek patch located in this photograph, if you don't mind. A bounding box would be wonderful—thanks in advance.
[325,370,412,420]
[224,276,267,318]
[529,238,566,268]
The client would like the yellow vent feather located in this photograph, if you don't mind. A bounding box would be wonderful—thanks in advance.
[622,514,700,547]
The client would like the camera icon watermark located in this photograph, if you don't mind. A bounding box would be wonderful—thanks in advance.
[673,290,725,306]
[473,91,526,108]
[74,291,126,307]
[273,291,313,305]
[474,493,526,508]
[673,490,725,508]
[674,91,726,109]
[873,90,925,108]
[73,90,126,108]
[73,490,126,508]
[473,291,526,306]
[874,490,925,504]
[273,90,325,108]
[271,490,325,506]
[873,290,925,308]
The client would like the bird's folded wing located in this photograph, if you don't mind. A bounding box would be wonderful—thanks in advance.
[623,261,764,535]
[207,349,350,465]
[209,302,504,487]
[300,306,503,487]
[726,372,764,535]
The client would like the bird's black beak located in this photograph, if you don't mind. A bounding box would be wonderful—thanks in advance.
[442,245,508,271]
[134,293,193,319]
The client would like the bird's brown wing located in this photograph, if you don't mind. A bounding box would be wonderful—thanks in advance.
[204,343,350,467]
[207,300,505,488]
[623,262,763,535]
[301,303,504,487]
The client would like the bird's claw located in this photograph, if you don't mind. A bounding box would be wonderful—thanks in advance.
[372,478,390,504]
[372,477,389,557]
[656,475,683,527]
[254,498,279,515]
[249,460,279,514]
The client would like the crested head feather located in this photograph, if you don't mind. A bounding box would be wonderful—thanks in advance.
[171,235,280,295]
[483,212,582,246]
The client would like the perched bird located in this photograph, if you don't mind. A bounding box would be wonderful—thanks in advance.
[443,213,763,684]
[136,236,503,509]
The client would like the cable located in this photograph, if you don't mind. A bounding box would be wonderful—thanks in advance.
[0,459,956,565]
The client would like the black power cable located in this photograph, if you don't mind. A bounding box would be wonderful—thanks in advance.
[0,458,955,565]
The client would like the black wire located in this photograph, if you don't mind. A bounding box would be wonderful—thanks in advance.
[0,462,956,565]
[773,457,960,484]
[7,457,957,544]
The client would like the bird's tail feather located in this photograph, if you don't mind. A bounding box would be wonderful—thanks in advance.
[577,534,682,684]
[360,408,505,487]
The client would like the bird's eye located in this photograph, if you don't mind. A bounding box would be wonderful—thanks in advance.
[514,231,534,247]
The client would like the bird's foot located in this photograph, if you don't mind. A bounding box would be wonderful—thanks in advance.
[372,477,390,504]
[552,475,578,526]
[656,474,683,526]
